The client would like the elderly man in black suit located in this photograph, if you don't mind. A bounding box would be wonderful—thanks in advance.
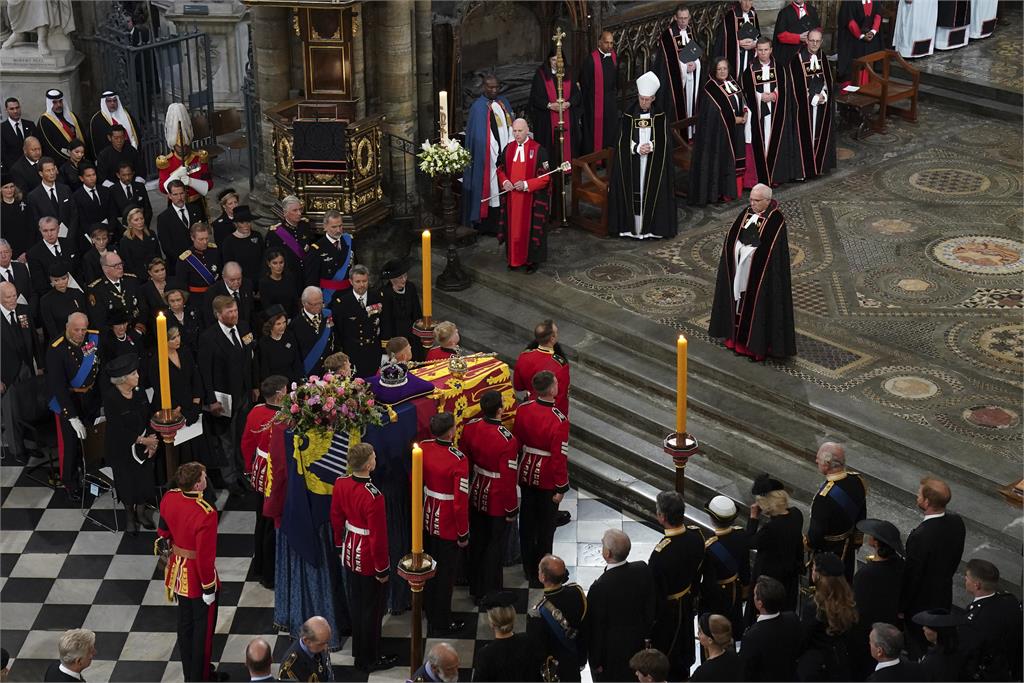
[9,135,43,194]
[26,216,79,297]
[2,97,38,165]
[900,476,966,658]
[0,238,33,308]
[202,261,254,328]
[198,294,257,495]
[43,628,96,682]
[331,264,383,378]
[739,575,802,681]
[0,281,37,458]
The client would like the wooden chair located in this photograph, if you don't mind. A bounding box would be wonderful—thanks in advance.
[190,111,223,163]
[211,109,248,165]
[570,147,614,237]
[850,50,920,135]
[670,116,698,197]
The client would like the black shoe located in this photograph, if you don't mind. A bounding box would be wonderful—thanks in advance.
[430,620,465,636]
[525,263,538,274]
[368,654,399,671]
[65,486,82,503]
[555,510,571,527]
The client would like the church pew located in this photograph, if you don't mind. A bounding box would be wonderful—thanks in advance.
[570,147,614,237]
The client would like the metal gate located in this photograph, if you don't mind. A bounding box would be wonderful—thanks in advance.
[82,3,214,180]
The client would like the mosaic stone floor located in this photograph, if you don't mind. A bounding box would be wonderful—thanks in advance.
[528,100,1022,466]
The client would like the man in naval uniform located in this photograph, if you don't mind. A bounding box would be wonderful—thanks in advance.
[37,89,85,164]
[700,495,751,640]
[266,195,313,284]
[156,103,212,219]
[806,441,866,582]
[305,209,354,308]
[278,616,335,681]
[526,554,587,682]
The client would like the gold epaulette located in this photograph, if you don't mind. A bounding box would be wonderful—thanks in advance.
[198,149,209,163]
[654,537,671,552]
[819,480,835,496]
[88,278,102,287]
[192,495,214,514]
[311,242,320,250]
[704,536,718,549]
[123,272,137,278]
[87,329,99,334]
[208,241,217,248]
[51,336,65,347]
[156,154,169,170]
[179,250,192,261]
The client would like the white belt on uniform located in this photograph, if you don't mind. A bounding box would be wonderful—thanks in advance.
[255,447,269,460]
[473,464,500,478]
[345,521,370,535]
[424,486,455,501]
[523,446,551,457]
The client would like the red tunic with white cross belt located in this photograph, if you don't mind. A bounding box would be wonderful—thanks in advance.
[330,474,390,578]
[513,398,570,493]
[460,416,521,518]
[421,438,470,543]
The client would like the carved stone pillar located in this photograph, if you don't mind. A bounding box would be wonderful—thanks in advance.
[414,0,433,146]
[164,1,250,109]
[376,0,417,204]
[249,4,291,216]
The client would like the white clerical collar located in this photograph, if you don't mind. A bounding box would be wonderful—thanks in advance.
[757,612,780,622]
[923,512,945,521]
[598,49,611,57]
[58,664,84,681]
[604,559,627,570]
[874,660,900,672]
[972,592,996,603]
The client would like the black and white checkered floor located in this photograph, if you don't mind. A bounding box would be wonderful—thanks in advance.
[1,463,671,681]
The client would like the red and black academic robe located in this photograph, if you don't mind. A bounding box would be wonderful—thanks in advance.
[688,79,748,207]
[578,49,618,154]
[837,0,883,82]
[496,139,551,268]
[529,66,581,165]
[789,48,836,179]
[772,2,822,67]
[708,201,796,360]
[741,58,799,186]
[656,23,704,128]
[714,3,762,79]
[608,104,676,239]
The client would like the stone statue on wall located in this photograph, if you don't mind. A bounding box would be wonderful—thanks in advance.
[2,0,76,56]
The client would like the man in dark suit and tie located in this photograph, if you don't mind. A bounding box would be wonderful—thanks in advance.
[26,217,78,297]
[71,164,111,235]
[2,97,38,166]
[107,161,151,232]
[331,264,383,377]
[27,157,79,247]
[198,294,257,495]
[245,637,277,682]
[739,575,802,681]
[866,623,921,681]
[202,261,254,328]
[1,281,37,458]
[9,136,44,194]
[43,628,97,682]
[900,476,966,658]
[157,180,202,275]
[0,238,34,311]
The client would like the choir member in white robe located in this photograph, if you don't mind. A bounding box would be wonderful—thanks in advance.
[970,0,998,38]
[935,0,970,50]
[894,0,939,58]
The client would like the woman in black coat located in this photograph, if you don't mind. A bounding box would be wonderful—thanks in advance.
[852,519,906,680]
[913,609,968,682]
[137,258,182,341]
[258,249,300,319]
[102,354,159,534]
[746,475,805,618]
[798,554,859,682]
[147,325,204,473]
[379,258,425,361]
[1,176,33,259]
[692,613,743,682]
[256,305,303,383]
[119,207,161,281]
[164,288,203,357]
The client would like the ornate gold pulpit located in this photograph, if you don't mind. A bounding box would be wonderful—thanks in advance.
[247,0,388,229]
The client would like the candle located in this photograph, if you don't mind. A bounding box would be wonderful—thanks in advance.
[439,91,449,143]
[421,229,432,322]
[676,335,687,436]
[411,442,424,555]
[156,312,172,411]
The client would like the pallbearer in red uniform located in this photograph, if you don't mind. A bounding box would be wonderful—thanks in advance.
[514,370,570,588]
[421,412,470,636]
[329,443,398,672]
[460,391,521,601]
[496,118,551,274]
[156,103,212,219]
[513,319,571,416]
[240,375,287,589]
[156,462,221,683]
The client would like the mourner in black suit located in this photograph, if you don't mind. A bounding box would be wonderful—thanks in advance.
[866,623,922,682]
[1,281,37,457]
[108,163,152,231]
[157,181,203,274]
[197,294,257,494]
[0,245,33,312]
[201,262,254,328]
[853,519,906,680]
[26,218,78,297]
[740,575,802,681]
[71,165,112,233]
[900,477,966,658]
[38,263,88,343]
[960,559,1023,682]
[42,628,97,682]
[1,98,38,165]
[27,159,79,244]
[586,529,657,683]
[8,136,43,194]
[331,265,383,378]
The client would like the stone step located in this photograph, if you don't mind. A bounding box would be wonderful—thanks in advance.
[892,64,1023,109]
[433,294,1023,565]
[914,80,1024,122]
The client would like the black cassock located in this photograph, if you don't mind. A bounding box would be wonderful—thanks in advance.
[741,57,799,186]
[837,1,883,81]
[379,281,424,362]
[688,78,747,207]
[714,3,762,79]
[578,49,618,154]
[529,66,582,164]
[771,2,821,66]
[608,103,675,239]
[709,202,796,360]
[789,48,837,179]
[102,385,156,505]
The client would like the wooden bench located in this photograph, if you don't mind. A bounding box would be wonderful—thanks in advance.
[570,147,614,237]
[849,49,920,135]
[670,116,697,197]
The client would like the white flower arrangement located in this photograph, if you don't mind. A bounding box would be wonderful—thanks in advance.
[418,138,472,177]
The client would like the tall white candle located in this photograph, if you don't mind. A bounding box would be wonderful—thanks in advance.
[439,90,449,143]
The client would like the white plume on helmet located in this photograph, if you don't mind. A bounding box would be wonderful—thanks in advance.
[164,103,193,149]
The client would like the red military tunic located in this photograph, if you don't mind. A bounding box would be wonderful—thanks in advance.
[426,346,458,362]
[240,403,276,493]
[156,149,213,204]
[513,346,571,416]
[513,398,570,493]
[460,416,520,517]
[330,474,390,579]
[496,138,551,267]
[421,438,470,543]
[156,488,219,599]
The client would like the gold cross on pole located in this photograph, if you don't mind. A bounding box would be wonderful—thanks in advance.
[552,26,566,46]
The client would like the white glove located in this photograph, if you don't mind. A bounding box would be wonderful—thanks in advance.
[202,591,216,606]
[69,417,87,440]
[189,177,209,196]
[169,166,188,181]
[180,174,191,187]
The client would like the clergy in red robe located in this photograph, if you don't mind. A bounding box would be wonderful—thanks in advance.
[578,30,619,155]
[837,0,883,85]
[496,119,551,274]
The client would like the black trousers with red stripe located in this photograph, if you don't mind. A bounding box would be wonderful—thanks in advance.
[177,593,217,682]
